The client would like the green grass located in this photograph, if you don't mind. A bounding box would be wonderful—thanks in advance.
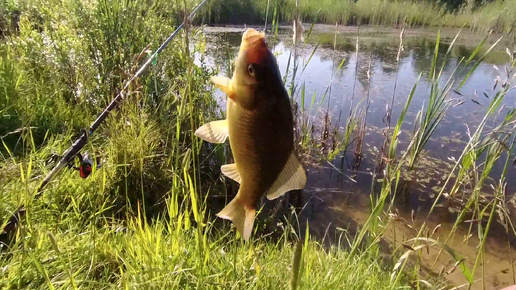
[2,0,516,289]
[197,0,516,34]
[2,0,516,35]
[442,0,516,34]
[0,0,410,289]
[0,214,402,289]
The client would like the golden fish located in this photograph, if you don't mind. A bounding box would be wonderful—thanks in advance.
[195,28,307,241]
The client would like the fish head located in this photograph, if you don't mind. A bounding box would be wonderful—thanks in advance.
[232,28,280,91]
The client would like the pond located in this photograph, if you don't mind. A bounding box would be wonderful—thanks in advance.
[198,24,516,289]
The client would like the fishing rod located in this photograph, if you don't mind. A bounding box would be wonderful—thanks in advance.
[0,0,209,243]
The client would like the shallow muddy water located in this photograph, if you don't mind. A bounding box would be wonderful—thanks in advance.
[199,24,516,289]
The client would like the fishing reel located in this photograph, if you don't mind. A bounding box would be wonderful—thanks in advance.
[71,151,102,178]
[46,150,102,179]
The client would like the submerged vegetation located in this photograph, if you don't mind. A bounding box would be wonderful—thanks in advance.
[2,0,516,289]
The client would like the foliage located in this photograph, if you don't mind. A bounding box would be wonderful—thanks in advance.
[0,0,406,289]
[2,0,516,289]
[199,0,516,34]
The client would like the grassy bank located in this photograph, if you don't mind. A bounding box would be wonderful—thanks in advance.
[2,0,516,289]
[0,0,409,289]
[3,0,516,36]
[200,0,516,34]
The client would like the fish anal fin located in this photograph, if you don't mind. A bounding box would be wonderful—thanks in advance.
[265,151,307,200]
[194,119,229,144]
[211,76,233,96]
[216,195,256,241]
[221,163,241,184]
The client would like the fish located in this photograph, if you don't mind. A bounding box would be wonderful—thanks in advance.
[293,18,304,44]
[195,28,307,241]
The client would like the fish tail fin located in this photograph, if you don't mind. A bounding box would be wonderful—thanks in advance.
[216,195,256,241]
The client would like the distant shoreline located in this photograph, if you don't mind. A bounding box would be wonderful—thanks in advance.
[202,24,510,49]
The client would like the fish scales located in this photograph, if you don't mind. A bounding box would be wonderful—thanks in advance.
[227,84,293,204]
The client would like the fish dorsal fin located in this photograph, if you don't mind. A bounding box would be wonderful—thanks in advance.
[211,76,233,96]
[221,163,241,184]
[194,119,229,144]
[265,151,307,200]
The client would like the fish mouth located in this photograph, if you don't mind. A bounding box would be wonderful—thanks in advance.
[241,28,266,49]
[236,28,269,80]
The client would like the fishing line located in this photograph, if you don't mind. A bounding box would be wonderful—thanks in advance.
[1,0,209,244]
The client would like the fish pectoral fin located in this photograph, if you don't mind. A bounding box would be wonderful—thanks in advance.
[211,76,233,95]
[216,196,256,241]
[194,119,229,144]
[221,163,241,184]
[265,151,307,200]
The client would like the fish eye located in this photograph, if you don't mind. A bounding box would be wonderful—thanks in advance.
[247,64,255,77]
